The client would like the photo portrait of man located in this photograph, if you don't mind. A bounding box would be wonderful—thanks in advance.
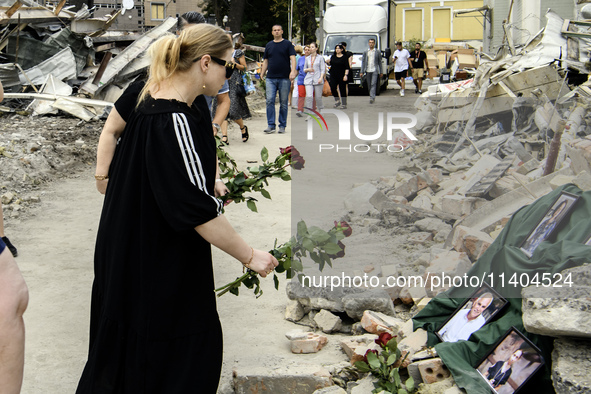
[437,293,494,342]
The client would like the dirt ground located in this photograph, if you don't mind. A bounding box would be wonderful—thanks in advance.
[2,85,423,393]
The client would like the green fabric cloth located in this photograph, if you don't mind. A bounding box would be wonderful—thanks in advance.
[413,184,591,394]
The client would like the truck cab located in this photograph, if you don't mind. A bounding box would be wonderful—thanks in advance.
[322,0,395,93]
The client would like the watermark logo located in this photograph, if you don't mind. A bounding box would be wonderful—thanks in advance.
[303,109,419,153]
[303,107,329,132]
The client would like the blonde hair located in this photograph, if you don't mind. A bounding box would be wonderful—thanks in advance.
[139,24,232,104]
[294,45,303,55]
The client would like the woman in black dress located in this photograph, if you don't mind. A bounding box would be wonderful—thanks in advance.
[327,44,350,109]
[77,24,278,393]
[226,41,251,142]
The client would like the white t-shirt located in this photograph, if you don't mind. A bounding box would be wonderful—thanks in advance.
[438,308,486,342]
[393,49,410,72]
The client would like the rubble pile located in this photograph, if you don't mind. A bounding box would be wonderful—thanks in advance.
[0,114,100,219]
[268,9,591,394]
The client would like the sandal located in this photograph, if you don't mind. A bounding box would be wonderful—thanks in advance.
[241,125,249,143]
[221,135,229,145]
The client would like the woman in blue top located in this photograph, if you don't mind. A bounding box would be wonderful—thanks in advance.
[295,45,310,116]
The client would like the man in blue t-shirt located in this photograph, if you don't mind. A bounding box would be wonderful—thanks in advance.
[260,25,297,134]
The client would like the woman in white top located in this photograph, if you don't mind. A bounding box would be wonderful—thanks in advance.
[303,42,326,111]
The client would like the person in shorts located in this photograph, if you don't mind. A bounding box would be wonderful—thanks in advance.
[409,42,429,94]
[392,42,411,96]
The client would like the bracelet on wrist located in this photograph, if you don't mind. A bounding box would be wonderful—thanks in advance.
[215,179,224,183]
[95,175,108,181]
[242,247,254,271]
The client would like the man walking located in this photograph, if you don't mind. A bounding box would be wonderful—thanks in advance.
[409,42,429,94]
[260,25,297,134]
[360,38,382,104]
[392,42,411,96]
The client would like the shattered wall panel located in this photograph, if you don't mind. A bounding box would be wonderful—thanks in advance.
[6,35,61,70]
[19,47,77,85]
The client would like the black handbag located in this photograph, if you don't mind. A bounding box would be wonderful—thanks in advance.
[236,75,247,97]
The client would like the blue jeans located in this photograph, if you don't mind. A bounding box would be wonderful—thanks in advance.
[265,78,291,128]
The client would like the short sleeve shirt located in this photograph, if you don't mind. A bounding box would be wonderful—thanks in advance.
[410,50,427,68]
[114,80,145,122]
[263,39,296,79]
[393,49,411,72]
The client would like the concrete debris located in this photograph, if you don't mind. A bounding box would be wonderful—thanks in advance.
[551,338,591,394]
[232,364,332,394]
[0,8,262,121]
[522,264,591,338]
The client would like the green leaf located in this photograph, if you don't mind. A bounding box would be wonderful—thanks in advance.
[393,371,401,388]
[229,286,239,296]
[308,227,332,243]
[261,147,269,162]
[291,258,303,272]
[260,189,271,199]
[405,376,415,393]
[367,350,380,369]
[302,238,315,252]
[354,361,370,373]
[322,242,343,254]
[296,221,308,238]
[246,200,258,212]
[386,353,397,366]
[281,173,292,181]
[386,337,398,353]
[273,274,279,290]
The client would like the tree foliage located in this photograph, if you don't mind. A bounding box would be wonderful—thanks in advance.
[199,0,318,46]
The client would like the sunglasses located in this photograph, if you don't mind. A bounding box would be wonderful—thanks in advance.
[194,55,235,79]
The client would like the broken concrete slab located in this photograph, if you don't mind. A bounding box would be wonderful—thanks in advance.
[286,282,365,314]
[359,310,404,335]
[522,264,591,338]
[344,183,379,215]
[551,338,591,394]
[342,289,395,320]
[233,364,332,394]
[340,334,377,358]
[313,309,342,334]
[450,225,494,261]
[284,299,305,322]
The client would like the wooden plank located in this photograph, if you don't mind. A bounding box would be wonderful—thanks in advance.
[53,0,66,15]
[498,81,516,98]
[465,156,515,197]
[95,42,116,52]
[5,0,22,18]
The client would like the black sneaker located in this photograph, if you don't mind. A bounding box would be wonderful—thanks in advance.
[334,101,341,108]
[415,88,419,93]
[2,236,18,257]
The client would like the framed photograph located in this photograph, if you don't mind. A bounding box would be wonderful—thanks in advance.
[520,191,579,258]
[476,327,545,394]
[436,282,507,343]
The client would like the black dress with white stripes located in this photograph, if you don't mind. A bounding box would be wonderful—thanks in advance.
[77,95,223,393]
